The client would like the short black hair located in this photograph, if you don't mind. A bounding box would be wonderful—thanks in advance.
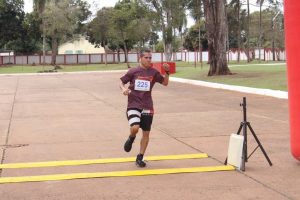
[139,49,151,57]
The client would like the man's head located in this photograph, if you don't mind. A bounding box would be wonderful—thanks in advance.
[139,49,152,68]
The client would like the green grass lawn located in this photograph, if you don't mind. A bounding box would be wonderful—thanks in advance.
[174,61,287,91]
[0,61,287,91]
[0,63,130,74]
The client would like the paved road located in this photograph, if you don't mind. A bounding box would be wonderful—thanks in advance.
[0,72,298,200]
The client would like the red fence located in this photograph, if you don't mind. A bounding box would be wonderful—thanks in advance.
[0,49,285,66]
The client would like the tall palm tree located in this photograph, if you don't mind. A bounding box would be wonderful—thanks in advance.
[33,0,48,64]
[33,0,47,14]
[257,0,264,61]
[147,0,188,61]
[229,0,241,62]
[187,0,202,65]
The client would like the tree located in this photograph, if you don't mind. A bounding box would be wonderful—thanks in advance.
[187,0,202,53]
[227,0,247,62]
[148,32,159,51]
[0,0,42,53]
[227,1,284,48]
[130,0,156,49]
[188,0,202,20]
[203,0,231,76]
[111,0,153,66]
[6,12,43,54]
[0,0,24,48]
[227,0,283,62]
[248,9,284,48]
[183,21,207,51]
[87,7,114,65]
[145,0,189,61]
[33,0,47,13]
[113,0,136,65]
[87,1,152,66]
[263,0,284,60]
[33,0,47,63]
[73,0,92,34]
[42,0,90,65]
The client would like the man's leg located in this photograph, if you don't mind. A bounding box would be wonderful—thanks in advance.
[135,131,149,167]
[130,125,140,137]
[124,109,142,152]
[124,125,139,152]
[140,131,150,155]
[136,111,153,167]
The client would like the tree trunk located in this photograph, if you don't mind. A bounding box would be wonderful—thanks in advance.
[203,0,231,76]
[117,49,120,64]
[104,44,108,65]
[51,36,58,65]
[120,30,130,68]
[123,40,130,68]
[152,1,173,61]
[164,42,172,61]
[164,7,173,61]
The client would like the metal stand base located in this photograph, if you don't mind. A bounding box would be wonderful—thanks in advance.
[225,97,272,171]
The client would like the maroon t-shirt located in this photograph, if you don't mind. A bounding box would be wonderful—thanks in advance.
[120,66,164,110]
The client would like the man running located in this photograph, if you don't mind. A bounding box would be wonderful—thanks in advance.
[119,49,170,167]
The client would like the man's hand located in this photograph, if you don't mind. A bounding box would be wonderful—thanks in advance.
[120,81,131,96]
[162,63,170,86]
[122,88,131,96]
[162,63,170,73]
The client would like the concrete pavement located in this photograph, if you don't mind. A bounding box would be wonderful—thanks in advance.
[0,71,298,200]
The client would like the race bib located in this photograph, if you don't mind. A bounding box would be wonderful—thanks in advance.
[134,79,150,91]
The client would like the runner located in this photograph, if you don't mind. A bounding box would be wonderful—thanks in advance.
[119,49,170,167]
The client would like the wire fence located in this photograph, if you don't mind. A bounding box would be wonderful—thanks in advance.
[0,49,285,66]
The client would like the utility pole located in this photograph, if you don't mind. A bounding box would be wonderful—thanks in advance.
[237,0,240,63]
[43,21,46,66]
[272,11,280,61]
[247,0,250,62]
[259,1,262,62]
[199,22,202,68]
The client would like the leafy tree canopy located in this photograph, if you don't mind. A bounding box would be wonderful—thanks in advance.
[0,0,25,48]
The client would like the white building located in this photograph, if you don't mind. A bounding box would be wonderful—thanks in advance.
[58,36,105,54]
[0,50,14,56]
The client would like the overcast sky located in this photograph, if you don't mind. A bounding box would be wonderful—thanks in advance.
[24,0,267,13]
[23,0,274,29]
[24,0,118,14]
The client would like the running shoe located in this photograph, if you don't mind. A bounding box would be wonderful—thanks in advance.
[136,154,146,167]
[136,158,146,167]
[124,137,134,152]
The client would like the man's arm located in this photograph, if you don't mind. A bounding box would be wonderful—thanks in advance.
[162,63,170,86]
[162,73,169,86]
[119,81,131,95]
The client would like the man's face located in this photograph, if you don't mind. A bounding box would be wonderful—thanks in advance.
[140,52,152,68]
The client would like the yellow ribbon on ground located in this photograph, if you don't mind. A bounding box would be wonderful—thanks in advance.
[0,165,235,184]
[0,153,208,169]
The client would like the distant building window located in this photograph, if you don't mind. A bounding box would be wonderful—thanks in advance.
[75,50,83,54]
[65,50,73,54]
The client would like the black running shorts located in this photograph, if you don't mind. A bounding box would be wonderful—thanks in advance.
[126,108,153,131]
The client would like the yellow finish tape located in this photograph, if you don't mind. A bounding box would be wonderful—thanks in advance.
[0,165,235,184]
[0,153,208,169]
